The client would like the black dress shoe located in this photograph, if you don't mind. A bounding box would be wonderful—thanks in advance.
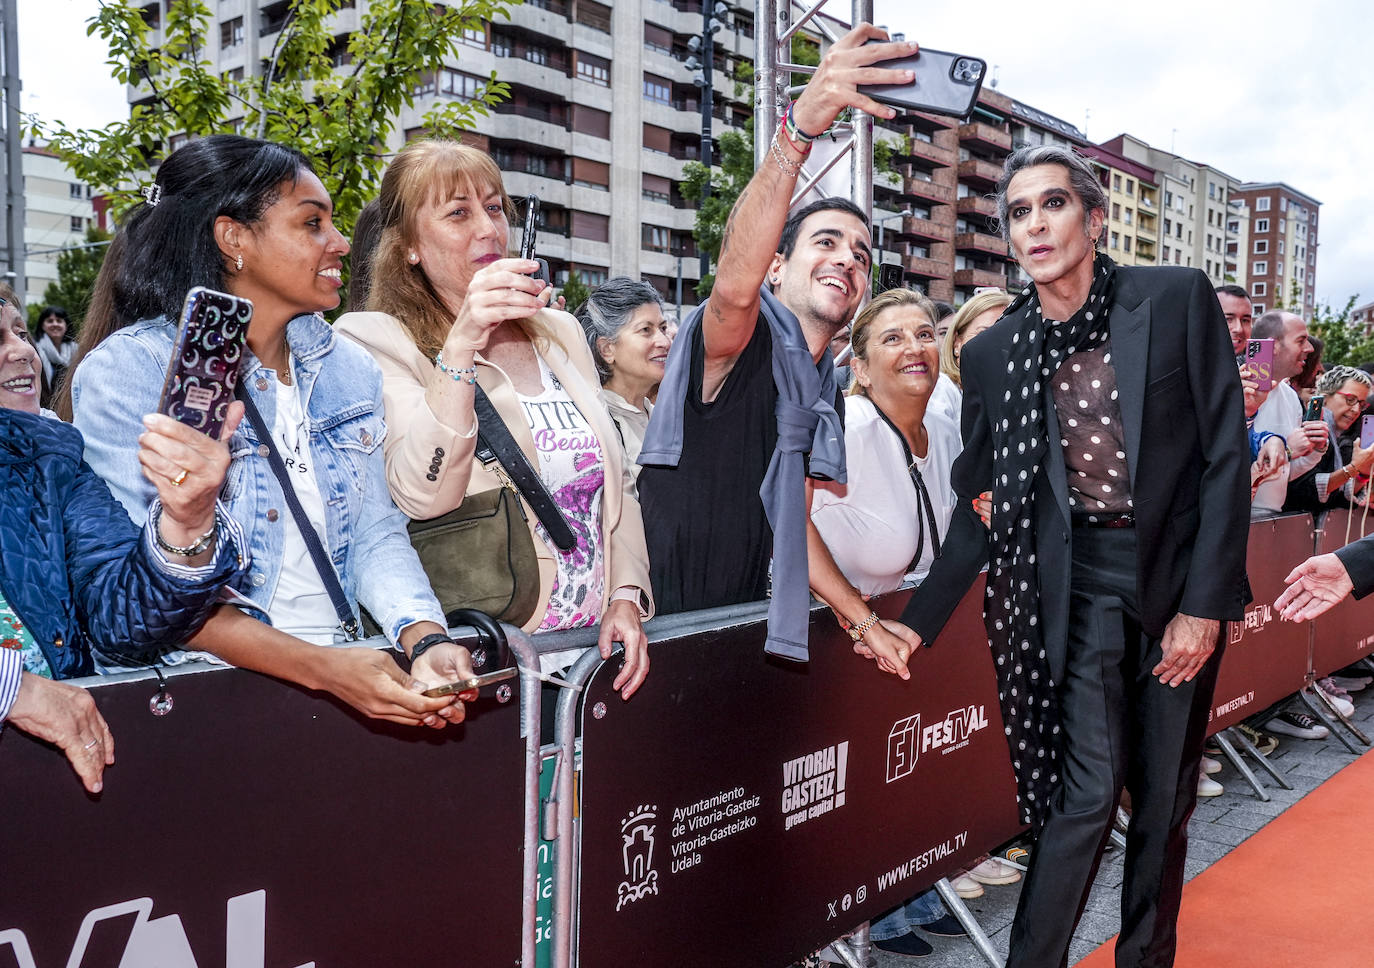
[917,914,967,938]
[872,932,934,957]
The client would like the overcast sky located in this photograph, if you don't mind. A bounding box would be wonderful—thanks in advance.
[19,0,1372,309]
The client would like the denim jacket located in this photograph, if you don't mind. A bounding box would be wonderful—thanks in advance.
[72,312,445,646]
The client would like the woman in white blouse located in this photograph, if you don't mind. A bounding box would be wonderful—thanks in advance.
[810,288,960,591]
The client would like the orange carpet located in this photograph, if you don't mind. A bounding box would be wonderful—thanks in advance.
[1076,751,1374,967]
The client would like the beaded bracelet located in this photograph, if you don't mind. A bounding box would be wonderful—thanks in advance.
[435,351,478,385]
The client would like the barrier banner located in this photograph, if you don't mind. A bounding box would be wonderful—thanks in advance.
[1312,509,1374,677]
[0,662,525,968]
[1208,513,1314,733]
[575,579,1023,967]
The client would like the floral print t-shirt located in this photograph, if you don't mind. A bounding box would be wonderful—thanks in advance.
[518,354,607,632]
[1,590,54,678]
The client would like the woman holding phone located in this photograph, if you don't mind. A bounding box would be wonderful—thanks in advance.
[335,140,652,696]
[69,135,478,728]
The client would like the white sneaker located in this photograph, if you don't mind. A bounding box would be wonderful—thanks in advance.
[1197,773,1224,797]
[1316,682,1356,718]
[949,871,984,899]
[1200,754,1223,775]
[966,855,1022,886]
[1265,710,1330,740]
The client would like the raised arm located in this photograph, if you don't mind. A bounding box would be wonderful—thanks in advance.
[704,26,916,376]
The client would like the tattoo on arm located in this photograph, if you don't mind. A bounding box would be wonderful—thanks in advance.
[720,185,751,261]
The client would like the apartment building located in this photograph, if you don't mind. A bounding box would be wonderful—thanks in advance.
[146,0,770,306]
[1231,183,1319,317]
[19,146,102,302]
[1080,143,1158,267]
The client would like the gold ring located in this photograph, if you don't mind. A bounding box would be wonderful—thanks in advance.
[172,468,189,486]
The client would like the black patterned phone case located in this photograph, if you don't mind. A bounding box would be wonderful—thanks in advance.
[156,287,253,439]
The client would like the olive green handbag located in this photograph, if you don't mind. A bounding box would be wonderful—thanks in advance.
[407,483,540,626]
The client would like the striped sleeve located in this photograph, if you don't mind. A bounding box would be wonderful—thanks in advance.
[0,648,23,725]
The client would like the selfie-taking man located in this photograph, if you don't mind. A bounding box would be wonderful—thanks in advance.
[639,25,921,674]
[1251,310,1325,513]
[899,146,1251,966]
[1217,284,1253,357]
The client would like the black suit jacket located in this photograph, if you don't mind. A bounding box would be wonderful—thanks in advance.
[1335,533,1374,599]
[902,266,1252,684]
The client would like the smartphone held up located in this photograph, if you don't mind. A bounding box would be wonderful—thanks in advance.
[157,287,253,439]
[859,42,987,119]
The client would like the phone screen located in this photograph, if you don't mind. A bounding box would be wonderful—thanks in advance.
[157,287,253,439]
[422,666,518,698]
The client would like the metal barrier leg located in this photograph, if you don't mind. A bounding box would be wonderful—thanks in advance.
[552,647,607,968]
[491,626,543,968]
[1213,730,1270,801]
[1302,685,1368,749]
[820,924,870,968]
[1224,727,1292,791]
[933,878,1004,968]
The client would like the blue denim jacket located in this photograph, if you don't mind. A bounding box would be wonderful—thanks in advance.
[72,312,445,645]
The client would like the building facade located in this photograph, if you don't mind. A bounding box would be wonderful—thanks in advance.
[1231,182,1319,317]
[19,146,101,303]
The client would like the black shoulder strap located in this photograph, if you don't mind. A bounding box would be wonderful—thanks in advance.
[236,382,360,640]
[472,386,576,551]
[868,400,943,572]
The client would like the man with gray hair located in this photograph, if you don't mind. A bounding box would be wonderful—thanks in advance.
[900,144,1250,966]
[1251,310,1325,513]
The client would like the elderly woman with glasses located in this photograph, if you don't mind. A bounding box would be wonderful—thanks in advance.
[1284,364,1374,513]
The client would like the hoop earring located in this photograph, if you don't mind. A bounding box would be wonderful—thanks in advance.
[235,253,244,272]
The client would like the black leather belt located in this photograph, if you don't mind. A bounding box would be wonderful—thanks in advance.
[1071,511,1135,529]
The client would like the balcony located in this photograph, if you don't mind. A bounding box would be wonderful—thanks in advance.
[958,158,1002,188]
[953,267,1007,289]
[903,215,948,244]
[955,231,1010,259]
[903,254,948,280]
[958,121,1011,155]
[956,195,997,219]
[908,110,956,131]
[904,177,953,206]
[904,138,956,168]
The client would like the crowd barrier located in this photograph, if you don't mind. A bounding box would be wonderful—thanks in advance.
[3,512,1369,968]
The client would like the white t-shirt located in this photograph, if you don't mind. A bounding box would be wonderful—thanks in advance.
[265,371,339,644]
[518,354,607,633]
[1252,380,1307,514]
[810,395,962,595]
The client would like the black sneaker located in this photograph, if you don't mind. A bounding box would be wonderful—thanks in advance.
[873,932,935,957]
[918,914,968,938]
[1265,710,1329,740]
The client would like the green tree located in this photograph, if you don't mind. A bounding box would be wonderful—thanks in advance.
[29,0,511,236]
[29,226,112,331]
[1307,294,1374,368]
[560,270,591,315]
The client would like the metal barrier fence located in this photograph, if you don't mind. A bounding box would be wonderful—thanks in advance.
[3,512,1370,968]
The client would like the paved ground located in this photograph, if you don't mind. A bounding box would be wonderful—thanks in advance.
[854,684,1374,968]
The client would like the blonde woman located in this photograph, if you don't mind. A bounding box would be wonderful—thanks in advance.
[335,141,652,695]
[928,288,1013,424]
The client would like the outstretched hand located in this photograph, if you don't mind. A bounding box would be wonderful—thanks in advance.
[1276,553,1354,622]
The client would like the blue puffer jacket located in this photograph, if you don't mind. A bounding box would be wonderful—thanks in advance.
[0,408,244,679]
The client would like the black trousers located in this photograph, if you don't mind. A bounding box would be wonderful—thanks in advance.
[1005,527,1222,968]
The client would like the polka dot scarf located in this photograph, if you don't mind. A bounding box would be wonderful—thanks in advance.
[987,251,1117,830]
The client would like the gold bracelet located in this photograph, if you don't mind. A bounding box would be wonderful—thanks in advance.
[769,134,802,177]
[845,610,881,643]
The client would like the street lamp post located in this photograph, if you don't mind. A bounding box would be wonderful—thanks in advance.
[685,2,729,283]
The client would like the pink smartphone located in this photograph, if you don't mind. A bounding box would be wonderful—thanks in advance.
[157,287,253,438]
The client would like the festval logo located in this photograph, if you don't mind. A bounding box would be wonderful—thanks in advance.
[886,714,921,783]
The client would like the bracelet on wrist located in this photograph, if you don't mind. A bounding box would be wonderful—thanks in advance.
[409,632,456,663]
[435,351,478,385]
[154,508,218,558]
[769,133,803,177]
[785,101,826,142]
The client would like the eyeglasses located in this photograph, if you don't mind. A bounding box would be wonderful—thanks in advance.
[1330,391,1370,411]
